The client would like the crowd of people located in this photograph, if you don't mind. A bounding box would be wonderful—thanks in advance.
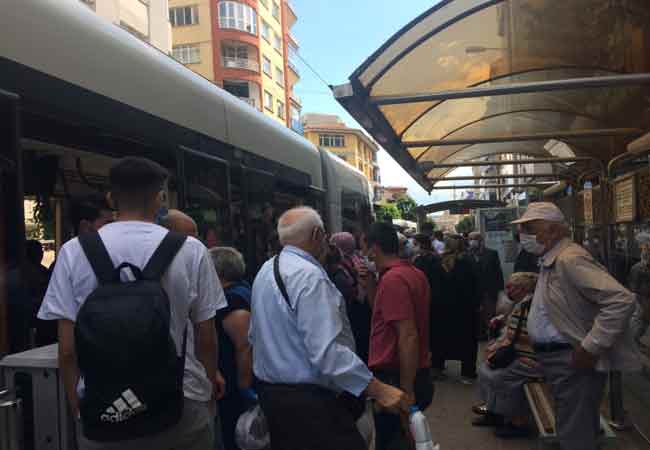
[6,155,644,450]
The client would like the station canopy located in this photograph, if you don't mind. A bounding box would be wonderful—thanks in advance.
[335,0,650,190]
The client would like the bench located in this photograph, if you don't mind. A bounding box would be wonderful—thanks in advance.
[523,382,617,449]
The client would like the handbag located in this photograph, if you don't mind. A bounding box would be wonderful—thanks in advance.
[273,255,367,421]
[487,300,530,370]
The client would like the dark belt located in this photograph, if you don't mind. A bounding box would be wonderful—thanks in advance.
[533,342,573,353]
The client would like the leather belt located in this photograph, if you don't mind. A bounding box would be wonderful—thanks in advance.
[533,342,573,353]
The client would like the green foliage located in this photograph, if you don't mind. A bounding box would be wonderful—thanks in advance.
[395,196,418,221]
[375,202,401,222]
[29,197,54,240]
[455,215,476,234]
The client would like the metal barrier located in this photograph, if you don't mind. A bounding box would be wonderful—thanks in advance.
[0,345,76,450]
[0,388,23,450]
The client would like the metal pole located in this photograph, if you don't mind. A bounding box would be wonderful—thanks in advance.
[430,173,562,182]
[370,72,650,105]
[430,183,556,190]
[420,156,596,170]
[405,128,642,147]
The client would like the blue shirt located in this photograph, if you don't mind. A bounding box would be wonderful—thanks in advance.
[249,246,372,396]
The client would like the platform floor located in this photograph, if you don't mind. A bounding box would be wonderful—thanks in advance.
[422,361,650,450]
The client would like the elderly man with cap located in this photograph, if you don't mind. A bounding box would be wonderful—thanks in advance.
[513,202,640,450]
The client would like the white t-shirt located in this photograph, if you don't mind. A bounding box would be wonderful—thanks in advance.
[38,221,226,402]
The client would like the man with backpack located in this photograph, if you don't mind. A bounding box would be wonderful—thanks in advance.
[38,157,226,450]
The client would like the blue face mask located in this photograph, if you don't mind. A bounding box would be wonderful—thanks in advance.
[154,207,169,225]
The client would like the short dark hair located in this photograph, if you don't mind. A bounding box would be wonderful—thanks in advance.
[434,230,444,240]
[414,233,433,251]
[367,222,399,255]
[69,193,112,234]
[109,157,168,211]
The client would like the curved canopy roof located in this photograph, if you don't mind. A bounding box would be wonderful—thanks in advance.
[335,0,650,189]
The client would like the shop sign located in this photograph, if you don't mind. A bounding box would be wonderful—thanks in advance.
[614,174,636,223]
[583,190,593,225]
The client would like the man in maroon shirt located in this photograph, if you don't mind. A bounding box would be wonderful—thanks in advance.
[364,222,433,450]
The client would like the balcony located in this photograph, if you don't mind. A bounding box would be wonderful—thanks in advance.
[222,57,260,72]
[288,59,300,75]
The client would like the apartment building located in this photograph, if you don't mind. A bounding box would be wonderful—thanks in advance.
[168,0,301,130]
[302,114,381,195]
[79,0,172,53]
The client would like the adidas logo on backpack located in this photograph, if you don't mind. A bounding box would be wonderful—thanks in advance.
[101,389,147,423]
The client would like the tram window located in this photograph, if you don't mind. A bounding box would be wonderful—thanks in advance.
[184,152,231,247]
[341,190,369,233]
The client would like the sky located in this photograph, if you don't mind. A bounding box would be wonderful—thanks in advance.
[291,0,471,206]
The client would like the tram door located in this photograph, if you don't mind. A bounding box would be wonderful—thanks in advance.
[0,91,23,356]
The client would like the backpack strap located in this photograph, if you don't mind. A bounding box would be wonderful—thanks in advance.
[142,232,188,281]
[79,232,117,284]
[273,255,294,312]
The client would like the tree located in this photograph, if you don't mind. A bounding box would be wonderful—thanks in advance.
[456,216,476,234]
[375,202,401,222]
[395,195,418,221]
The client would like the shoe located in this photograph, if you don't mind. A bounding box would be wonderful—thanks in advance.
[460,376,476,385]
[472,414,504,427]
[472,404,488,415]
[494,423,531,438]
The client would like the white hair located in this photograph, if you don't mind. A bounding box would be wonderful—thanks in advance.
[508,272,539,293]
[209,247,246,282]
[277,207,324,246]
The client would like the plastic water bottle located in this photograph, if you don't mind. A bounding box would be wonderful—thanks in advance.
[409,406,440,450]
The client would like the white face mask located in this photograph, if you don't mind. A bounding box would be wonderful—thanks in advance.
[469,240,480,249]
[520,233,545,256]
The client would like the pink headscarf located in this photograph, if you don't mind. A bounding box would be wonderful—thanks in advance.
[330,232,357,257]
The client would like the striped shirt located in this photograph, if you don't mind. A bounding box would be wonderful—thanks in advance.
[488,295,538,368]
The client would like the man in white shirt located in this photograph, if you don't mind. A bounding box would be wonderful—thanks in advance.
[38,157,227,450]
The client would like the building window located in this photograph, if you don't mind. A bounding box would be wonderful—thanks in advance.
[261,20,271,42]
[169,5,199,27]
[277,100,285,119]
[273,32,283,53]
[172,44,201,64]
[275,67,284,86]
[218,1,258,35]
[272,1,280,21]
[264,91,273,111]
[262,55,272,76]
[319,134,345,148]
[222,44,260,71]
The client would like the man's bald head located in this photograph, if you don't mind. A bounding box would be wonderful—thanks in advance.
[161,209,198,238]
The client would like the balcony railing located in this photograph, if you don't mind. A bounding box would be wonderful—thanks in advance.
[237,97,257,108]
[288,59,299,75]
[222,57,260,72]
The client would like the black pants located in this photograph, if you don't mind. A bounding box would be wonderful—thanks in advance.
[257,382,366,450]
[374,369,434,450]
[217,390,246,450]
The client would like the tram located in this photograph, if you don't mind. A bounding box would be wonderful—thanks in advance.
[0,0,372,285]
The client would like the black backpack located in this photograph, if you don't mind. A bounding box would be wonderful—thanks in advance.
[75,231,187,441]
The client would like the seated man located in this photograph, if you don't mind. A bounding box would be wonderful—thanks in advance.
[472,272,541,439]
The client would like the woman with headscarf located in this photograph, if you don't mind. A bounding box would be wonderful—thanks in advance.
[438,236,480,383]
[330,231,371,362]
